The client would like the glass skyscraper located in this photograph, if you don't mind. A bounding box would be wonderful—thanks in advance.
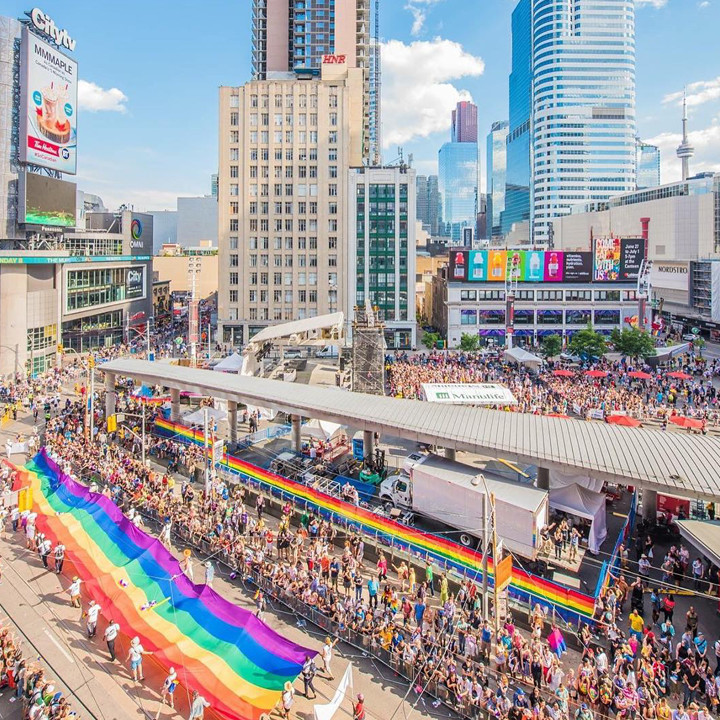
[439,142,478,243]
[487,120,509,238]
[636,141,661,189]
[504,0,637,242]
[502,0,532,237]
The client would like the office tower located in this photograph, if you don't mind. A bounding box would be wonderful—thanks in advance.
[452,101,478,143]
[348,166,416,349]
[505,0,636,242]
[636,141,660,189]
[217,62,364,347]
[501,0,532,238]
[252,0,371,161]
[487,120,509,238]
[368,36,381,166]
[415,175,440,236]
[439,102,478,243]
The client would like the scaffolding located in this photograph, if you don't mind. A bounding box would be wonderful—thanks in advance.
[351,304,386,395]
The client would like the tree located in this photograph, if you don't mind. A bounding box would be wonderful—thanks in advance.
[541,334,562,358]
[459,333,479,352]
[422,331,440,350]
[609,327,657,359]
[693,336,706,357]
[567,324,608,360]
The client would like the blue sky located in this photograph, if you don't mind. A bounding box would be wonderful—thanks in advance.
[7,0,720,210]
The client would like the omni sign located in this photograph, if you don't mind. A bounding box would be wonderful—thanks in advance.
[322,55,346,64]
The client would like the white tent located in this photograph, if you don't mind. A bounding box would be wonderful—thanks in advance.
[549,470,604,494]
[301,418,344,441]
[549,482,607,554]
[504,346,543,367]
[213,352,244,373]
[183,407,228,425]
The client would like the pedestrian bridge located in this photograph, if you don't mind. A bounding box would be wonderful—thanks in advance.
[101,359,720,502]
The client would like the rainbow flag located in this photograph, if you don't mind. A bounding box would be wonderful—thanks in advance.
[155,418,596,625]
[24,449,312,720]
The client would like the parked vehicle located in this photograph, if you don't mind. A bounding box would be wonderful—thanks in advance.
[378,453,549,558]
[315,345,339,359]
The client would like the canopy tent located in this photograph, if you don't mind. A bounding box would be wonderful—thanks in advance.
[549,482,607,554]
[606,414,642,428]
[301,418,344,441]
[549,471,604,494]
[213,352,244,373]
[647,343,690,364]
[183,407,228,425]
[504,346,543,367]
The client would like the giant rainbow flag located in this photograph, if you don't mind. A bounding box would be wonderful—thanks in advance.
[155,418,596,626]
[23,449,313,720]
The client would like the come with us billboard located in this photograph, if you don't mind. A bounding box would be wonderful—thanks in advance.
[20,27,78,175]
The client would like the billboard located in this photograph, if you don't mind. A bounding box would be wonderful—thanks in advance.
[524,250,544,282]
[487,250,507,282]
[449,250,467,281]
[619,238,644,281]
[593,237,621,281]
[125,267,145,300]
[563,252,593,283]
[20,27,78,174]
[19,171,76,227]
[543,251,564,282]
[421,383,517,405]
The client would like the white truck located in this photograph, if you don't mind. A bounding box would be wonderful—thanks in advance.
[378,453,548,559]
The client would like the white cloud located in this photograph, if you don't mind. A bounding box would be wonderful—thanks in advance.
[404,0,444,36]
[635,0,668,7]
[663,77,720,108]
[698,1,710,8]
[381,38,485,148]
[78,80,128,113]
[645,119,720,183]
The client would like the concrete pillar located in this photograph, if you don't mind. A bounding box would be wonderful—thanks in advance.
[537,467,550,491]
[228,400,238,445]
[363,430,375,461]
[445,447,456,462]
[104,372,116,419]
[170,388,181,422]
[642,489,658,522]
[292,415,302,452]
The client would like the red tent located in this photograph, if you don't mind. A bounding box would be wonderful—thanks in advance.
[628,371,652,380]
[667,371,692,380]
[606,414,642,427]
[585,370,609,378]
[545,412,570,419]
[552,369,575,378]
[669,415,703,429]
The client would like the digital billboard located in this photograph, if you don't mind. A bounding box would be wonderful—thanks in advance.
[20,27,78,175]
[448,250,467,281]
[126,267,146,300]
[564,252,593,283]
[620,238,645,281]
[19,171,76,227]
[543,251,564,282]
[487,250,507,282]
[524,251,544,282]
[468,251,487,282]
[593,237,621,282]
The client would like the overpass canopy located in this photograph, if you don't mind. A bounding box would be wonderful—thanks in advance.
[248,313,344,347]
[101,359,720,501]
[676,520,720,567]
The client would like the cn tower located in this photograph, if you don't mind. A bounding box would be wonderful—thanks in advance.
[676,90,694,182]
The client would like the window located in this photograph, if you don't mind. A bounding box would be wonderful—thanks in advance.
[329,237,337,249]
[249,290,257,302]
[460,290,477,301]
[230,112,238,126]
[328,183,338,196]
[230,272,239,285]
[460,310,477,325]
[229,290,238,303]
[230,254,239,267]
[230,165,239,178]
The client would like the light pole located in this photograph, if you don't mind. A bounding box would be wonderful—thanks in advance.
[188,257,202,367]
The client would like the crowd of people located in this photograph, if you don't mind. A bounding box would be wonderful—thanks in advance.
[16,384,712,720]
[386,351,720,423]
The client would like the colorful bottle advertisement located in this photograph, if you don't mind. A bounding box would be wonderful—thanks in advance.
[487,250,507,282]
[524,251,544,282]
[543,251,564,282]
[450,250,467,280]
[507,250,525,282]
[468,250,487,282]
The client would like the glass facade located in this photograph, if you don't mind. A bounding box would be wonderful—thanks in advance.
[487,121,509,237]
[438,141,478,242]
[530,0,637,241]
[636,142,661,189]
[416,175,440,236]
[291,0,337,71]
[62,310,124,352]
[66,267,145,312]
[502,0,532,237]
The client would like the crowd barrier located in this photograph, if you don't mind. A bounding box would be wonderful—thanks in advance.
[154,418,597,627]
[594,490,638,596]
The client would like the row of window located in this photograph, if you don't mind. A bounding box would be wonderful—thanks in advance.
[459,309,622,326]
[246,254,337,268]
[27,324,57,352]
[230,271,338,287]
[246,236,337,250]
[246,165,338,179]
[245,182,338,196]
[458,289,637,302]
[245,218,340,232]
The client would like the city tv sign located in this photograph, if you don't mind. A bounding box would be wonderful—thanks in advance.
[28,8,76,51]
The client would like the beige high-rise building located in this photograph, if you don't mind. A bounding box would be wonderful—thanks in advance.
[218,61,364,347]
[252,0,371,162]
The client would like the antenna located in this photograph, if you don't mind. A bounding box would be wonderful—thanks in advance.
[676,87,694,182]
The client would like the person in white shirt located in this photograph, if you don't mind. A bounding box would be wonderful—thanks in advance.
[54,543,65,574]
[68,576,82,608]
[103,619,120,661]
[127,636,152,681]
[320,636,339,680]
[86,600,101,638]
[159,667,178,711]
[189,690,211,719]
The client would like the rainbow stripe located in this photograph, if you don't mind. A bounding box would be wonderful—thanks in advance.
[156,419,596,625]
[23,449,312,720]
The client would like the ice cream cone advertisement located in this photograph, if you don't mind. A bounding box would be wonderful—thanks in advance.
[20,26,78,174]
